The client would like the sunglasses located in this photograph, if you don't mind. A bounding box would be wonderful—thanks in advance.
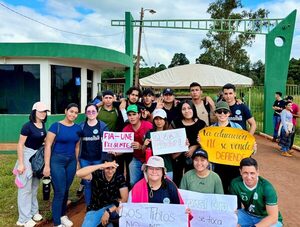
[86,110,97,115]
[215,109,230,114]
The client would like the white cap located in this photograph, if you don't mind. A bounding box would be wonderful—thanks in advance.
[32,102,50,112]
[152,109,167,119]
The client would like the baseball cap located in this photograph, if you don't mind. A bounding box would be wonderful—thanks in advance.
[32,102,50,112]
[163,88,174,95]
[102,90,114,97]
[127,104,139,113]
[142,156,166,173]
[192,148,209,159]
[142,88,154,96]
[152,109,167,119]
[215,101,230,112]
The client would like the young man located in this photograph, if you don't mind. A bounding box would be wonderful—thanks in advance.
[140,88,157,121]
[189,82,215,125]
[286,96,300,149]
[122,104,153,187]
[229,158,283,227]
[162,88,179,124]
[222,83,256,135]
[76,157,128,227]
[272,92,286,141]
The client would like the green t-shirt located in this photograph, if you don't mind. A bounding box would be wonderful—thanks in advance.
[180,169,224,194]
[229,176,283,222]
[97,107,118,131]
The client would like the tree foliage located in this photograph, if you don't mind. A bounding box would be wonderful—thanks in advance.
[168,53,190,68]
[196,0,269,73]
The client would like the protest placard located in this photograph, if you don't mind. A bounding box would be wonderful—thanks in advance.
[179,189,237,227]
[102,131,134,153]
[119,203,187,227]
[198,126,255,166]
[150,128,188,155]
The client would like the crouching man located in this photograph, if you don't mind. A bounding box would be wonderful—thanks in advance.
[229,157,283,227]
[76,156,128,227]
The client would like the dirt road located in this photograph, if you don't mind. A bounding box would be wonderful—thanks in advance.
[42,135,300,227]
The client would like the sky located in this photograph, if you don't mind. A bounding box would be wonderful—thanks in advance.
[0,0,299,67]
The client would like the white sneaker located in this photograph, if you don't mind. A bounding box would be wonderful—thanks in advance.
[16,221,25,226]
[16,219,37,227]
[32,213,43,222]
[60,216,73,227]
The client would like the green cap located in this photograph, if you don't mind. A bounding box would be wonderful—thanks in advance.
[127,104,139,113]
[215,101,230,111]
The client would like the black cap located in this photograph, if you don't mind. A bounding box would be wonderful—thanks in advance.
[163,88,174,95]
[102,90,114,97]
[286,95,293,100]
[192,148,208,159]
[142,88,154,96]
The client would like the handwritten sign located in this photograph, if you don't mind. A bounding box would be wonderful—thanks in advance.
[102,132,134,153]
[198,127,255,166]
[119,203,187,227]
[179,189,237,227]
[151,128,188,155]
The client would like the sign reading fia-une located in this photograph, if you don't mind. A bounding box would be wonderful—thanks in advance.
[199,127,255,166]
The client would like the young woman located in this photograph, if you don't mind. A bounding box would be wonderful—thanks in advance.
[43,103,82,227]
[180,148,223,194]
[143,109,174,179]
[14,102,49,227]
[170,100,206,186]
[79,103,109,205]
[279,101,294,157]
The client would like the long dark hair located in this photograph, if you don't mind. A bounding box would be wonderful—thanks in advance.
[65,103,79,111]
[153,117,169,131]
[29,110,48,123]
[177,100,198,121]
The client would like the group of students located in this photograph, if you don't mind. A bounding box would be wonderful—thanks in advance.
[14,82,283,227]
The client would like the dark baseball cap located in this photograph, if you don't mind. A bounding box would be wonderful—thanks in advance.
[163,88,174,95]
[102,90,114,97]
[286,95,293,100]
[192,148,208,159]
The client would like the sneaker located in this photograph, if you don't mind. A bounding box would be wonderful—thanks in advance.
[61,216,73,227]
[281,152,292,157]
[32,213,43,222]
[16,219,37,227]
[287,150,294,155]
[76,184,84,196]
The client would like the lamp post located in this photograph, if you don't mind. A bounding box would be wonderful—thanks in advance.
[134,7,156,86]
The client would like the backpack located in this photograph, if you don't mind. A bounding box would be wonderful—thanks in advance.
[29,145,45,179]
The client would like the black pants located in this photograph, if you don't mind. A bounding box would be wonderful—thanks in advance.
[214,164,240,194]
[116,153,132,188]
[172,154,193,187]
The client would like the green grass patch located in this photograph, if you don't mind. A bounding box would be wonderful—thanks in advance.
[0,153,81,226]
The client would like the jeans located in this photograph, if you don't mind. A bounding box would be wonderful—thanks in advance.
[79,159,102,205]
[50,153,77,225]
[238,209,282,227]
[82,204,114,227]
[129,157,143,187]
[273,115,281,139]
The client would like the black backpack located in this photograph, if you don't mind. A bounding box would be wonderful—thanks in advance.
[29,145,45,179]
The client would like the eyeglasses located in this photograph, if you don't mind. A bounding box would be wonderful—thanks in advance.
[86,110,97,115]
[215,109,230,114]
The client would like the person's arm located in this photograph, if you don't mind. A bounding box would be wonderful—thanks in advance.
[16,135,27,174]
[43,131,56,177]
[75,140,80,170]
[255,205,279,227]
[280,110,288,132]
[76,162,119,180]
[247,117,257,135]
[205,96,216,112]
[185,144,198,158]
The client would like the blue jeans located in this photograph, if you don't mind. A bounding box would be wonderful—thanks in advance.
[273,115,281,138]
[238,209,282,227]
[50,153,77,226]
[129,157,143,187]
[79,159,102,205]
[82,204,114,227]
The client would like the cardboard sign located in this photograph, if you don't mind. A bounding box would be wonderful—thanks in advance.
[102,132,134,153]
[151,128,188,155]
[119,203,187,227]
[198,127,255,166]
[179,189,237,227]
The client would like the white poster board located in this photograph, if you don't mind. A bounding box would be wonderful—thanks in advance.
[179,189,237,227]
[150,128,188,155]
[119,203,187,227]
[102,132,134,153]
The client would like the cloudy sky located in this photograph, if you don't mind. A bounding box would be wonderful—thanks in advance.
[0,0,299,67]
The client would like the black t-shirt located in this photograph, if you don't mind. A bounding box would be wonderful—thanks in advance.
[273,100,286,116]
[163,104,179,125]
[148,179,180,204]
[88,170,127,211]
[21,121,46,150]
[140,102,157,114]
[80,122,102,161]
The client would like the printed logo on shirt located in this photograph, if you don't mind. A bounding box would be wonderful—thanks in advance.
[163,197,170,204]
[235,110,241,115]
[93,129,99,134]
[253,192,258,200]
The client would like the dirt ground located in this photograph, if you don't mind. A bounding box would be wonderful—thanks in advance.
[42,135,300,227]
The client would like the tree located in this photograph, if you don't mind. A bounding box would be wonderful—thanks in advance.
[287,58,300,84]
[195,0,269,73]
[168,53,190,68]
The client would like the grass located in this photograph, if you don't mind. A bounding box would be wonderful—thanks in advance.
[0,153,81,226]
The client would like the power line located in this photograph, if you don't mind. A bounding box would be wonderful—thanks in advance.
[0,2,122,38]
